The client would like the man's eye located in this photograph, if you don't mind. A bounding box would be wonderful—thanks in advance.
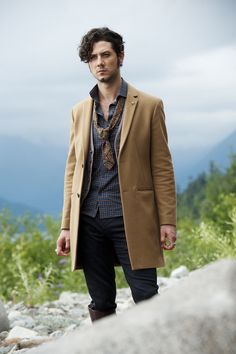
[90,55,96,61]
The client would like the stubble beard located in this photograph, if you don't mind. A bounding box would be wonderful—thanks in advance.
[96,58,121,84]
[98,72,117,84]
[99,76,112,83]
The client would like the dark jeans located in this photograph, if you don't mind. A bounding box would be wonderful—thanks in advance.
[78,213,159,311]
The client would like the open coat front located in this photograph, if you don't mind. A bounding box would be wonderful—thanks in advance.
[61,84,176,271]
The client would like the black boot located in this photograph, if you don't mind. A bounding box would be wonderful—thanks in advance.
[88,304,116,323]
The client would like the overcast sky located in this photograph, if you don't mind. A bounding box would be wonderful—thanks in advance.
[0,0,235,150]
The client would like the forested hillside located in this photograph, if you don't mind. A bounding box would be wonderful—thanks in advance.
[177,154,236,223]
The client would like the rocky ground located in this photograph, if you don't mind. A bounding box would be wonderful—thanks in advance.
[0,266,189,354]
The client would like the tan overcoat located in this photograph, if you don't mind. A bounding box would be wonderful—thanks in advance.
[61,84,176,271]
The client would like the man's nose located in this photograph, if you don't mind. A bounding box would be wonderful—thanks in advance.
[97,56,104,66]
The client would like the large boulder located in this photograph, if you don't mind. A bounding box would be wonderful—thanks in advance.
[0,300,9,332]
[27,259,236,354]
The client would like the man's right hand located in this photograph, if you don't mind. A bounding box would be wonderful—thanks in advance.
[56,230,71,256]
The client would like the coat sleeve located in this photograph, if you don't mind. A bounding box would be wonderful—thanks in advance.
[151,100,176,226]
[61,110,76,229]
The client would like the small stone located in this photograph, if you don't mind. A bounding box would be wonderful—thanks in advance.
[170,265,189,279]
[58,292,81,304]
[5,302,13,311]
[37,307,50,315]
[158,277,179,293]
[0,345,15,354]
[11,302,26,312]
[68,308,84,318]
[47,308,65,316]
[33,325,49,336]
[65,324,77,333]
[117,301,133,313]
[0,301,10,332]
[5,337,50,352]
[49,330,63,338]
[7,326,38,340]
[20,336,49,344]
[77,317,90,329]
[0,331,9,340]
[8,311,22,322]
[13,349,29,354]
[157,276,169,287]
[10,316,35,329]
[35,314,79,333]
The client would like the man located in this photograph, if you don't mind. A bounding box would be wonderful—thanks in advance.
[56,27,176,322]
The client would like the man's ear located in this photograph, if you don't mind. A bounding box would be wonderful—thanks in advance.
[118,52,124,67]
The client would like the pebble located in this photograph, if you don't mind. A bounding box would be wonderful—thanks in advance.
[0,267,189,353]
[6,327,38,340]
[170,265,190,279]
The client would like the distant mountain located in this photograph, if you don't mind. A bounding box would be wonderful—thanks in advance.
[172,146,210,190]
[0,130,235,214]
[193,129,236,172]
[0,136,67,216]
[0,196,41,216]
[174,130,236,191]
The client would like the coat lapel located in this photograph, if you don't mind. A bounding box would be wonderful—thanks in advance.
[119,84,138,155]
[81,98,94,161]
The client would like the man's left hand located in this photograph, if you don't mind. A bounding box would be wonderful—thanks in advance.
[160,225,176,250]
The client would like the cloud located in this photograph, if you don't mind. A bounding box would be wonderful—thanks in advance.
[133,45,236,148]
[0,0,235,149]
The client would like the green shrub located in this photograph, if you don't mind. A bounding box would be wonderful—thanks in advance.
[160,204,236,276]
[0,210,87,305]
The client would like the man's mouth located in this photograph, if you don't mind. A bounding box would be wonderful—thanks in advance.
[97,70,107,74]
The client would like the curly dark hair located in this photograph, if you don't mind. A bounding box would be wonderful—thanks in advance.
[78,27,125,63]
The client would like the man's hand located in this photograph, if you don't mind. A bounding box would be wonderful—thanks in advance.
[160,225,176,250]
[56,230,71,256]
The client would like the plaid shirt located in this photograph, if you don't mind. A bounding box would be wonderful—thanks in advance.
[80,79,128,218]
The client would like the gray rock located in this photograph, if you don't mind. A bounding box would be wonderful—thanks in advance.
[34,315,79,333]
[170,265,189,278]
[0,331,8,340]
[2,337,50,353]
[44,308,65,316]
[8,310,22,322]
[11,302,26,312]
[0,300,9,332]
[10,315,35,329]
[64,324,78,333]
[157,276,179,290]
[0,345,15,354]
[58,292,82,305]
[26,259,236,354]
[49,330,63,338]
[7,326,38,339]
[33,325,50,336]
[67,308,85,319]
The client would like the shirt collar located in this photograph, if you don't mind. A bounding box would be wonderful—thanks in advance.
[89,78,128,103]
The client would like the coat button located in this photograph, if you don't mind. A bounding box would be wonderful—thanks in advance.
[77,193,80,198]
[82,164,84,168]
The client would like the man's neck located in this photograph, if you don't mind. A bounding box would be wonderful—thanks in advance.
[97,76,122,104]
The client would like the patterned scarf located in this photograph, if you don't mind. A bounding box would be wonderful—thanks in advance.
[93,96,125,170]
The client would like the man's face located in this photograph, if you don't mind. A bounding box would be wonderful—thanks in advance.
[88,41,124,84]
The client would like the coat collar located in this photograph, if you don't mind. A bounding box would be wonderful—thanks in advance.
[81,83,139,160]
[119,84,138,155]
